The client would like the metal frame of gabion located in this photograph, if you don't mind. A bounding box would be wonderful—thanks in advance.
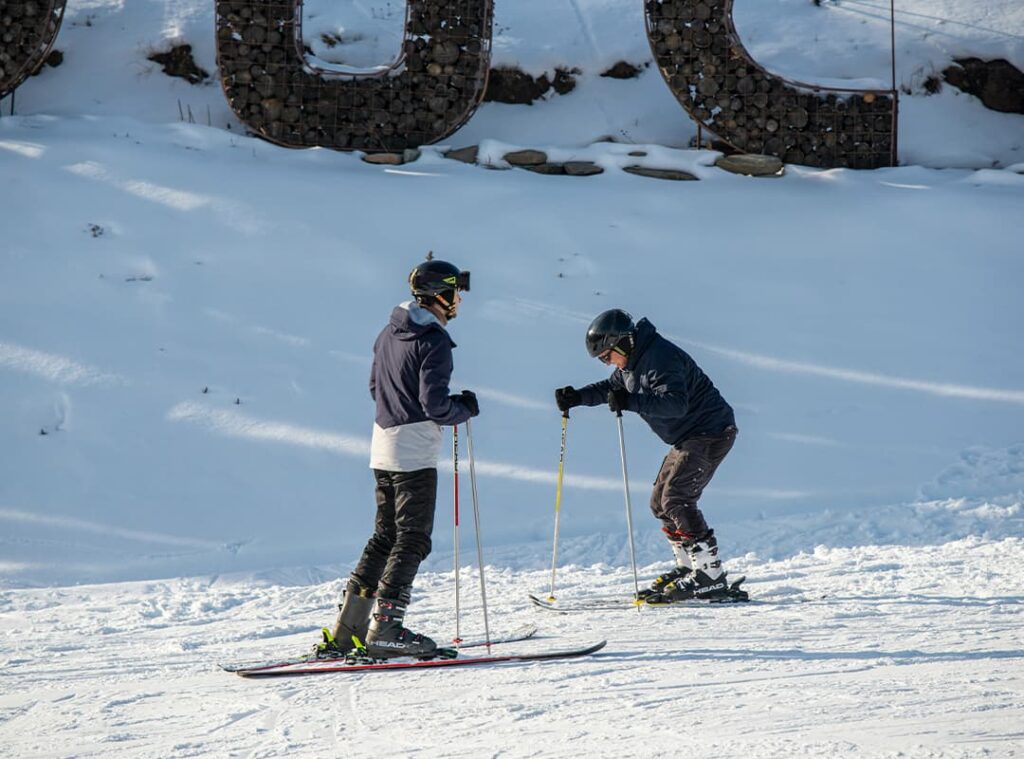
[215,0,493,151]
[645,0,898,168]
[0,0,67,103]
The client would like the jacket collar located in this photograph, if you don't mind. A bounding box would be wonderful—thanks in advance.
[625,318,656,370]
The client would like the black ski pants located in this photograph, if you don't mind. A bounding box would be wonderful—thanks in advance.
[352,468,438,602]
[650,426,737,542]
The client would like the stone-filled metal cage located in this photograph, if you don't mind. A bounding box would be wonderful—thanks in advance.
[646,0,898,168]
[0,0,66,101]
[216,0,493,151]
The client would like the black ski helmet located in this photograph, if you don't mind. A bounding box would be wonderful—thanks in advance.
[408,259,470,319]
[586,309,635,359]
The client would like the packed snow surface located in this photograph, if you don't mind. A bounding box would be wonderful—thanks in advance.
[1,0,1022,757]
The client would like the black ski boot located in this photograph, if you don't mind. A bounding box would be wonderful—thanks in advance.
[658,568,731,602]
[647,534,746,603]
[316,580,375,659]
[364,596,438,659]
[637,566,692,600]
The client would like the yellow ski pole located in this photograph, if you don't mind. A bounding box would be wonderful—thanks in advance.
[547,412,570,602]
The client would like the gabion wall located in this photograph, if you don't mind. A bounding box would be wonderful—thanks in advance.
[215,0,493,151]
[646,0,897,168]
[0,0,65,100]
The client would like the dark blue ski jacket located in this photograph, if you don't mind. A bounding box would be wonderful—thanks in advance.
[578,318,735,446]
[370,302,473,429]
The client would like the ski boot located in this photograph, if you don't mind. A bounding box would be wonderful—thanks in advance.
[315,580,375,659]
[364,596,439,660]
[647,534,748,603]
[636,566,691,601]
[636,533,693,600]
[652,570,749,603]
[653,569,732,603]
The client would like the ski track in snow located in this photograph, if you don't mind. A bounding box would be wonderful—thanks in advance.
[0,541,1021,757]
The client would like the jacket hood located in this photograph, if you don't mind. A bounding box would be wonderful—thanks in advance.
[627,317,656,369]
[389,301,455,345]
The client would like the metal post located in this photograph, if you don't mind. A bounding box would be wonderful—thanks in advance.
[890,0,900,166]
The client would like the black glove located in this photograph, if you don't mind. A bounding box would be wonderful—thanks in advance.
[555,386,582,413]
[458,389,480,417]
[607,387,629,414]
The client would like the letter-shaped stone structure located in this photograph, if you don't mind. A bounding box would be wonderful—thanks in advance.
[646,0,897,168]
[216,0,493,151]
[0,0,66,100]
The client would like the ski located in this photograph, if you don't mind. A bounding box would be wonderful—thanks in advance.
[221,623,538,674]
[223,639,606,678]
[530,594,749,613]
[530,577,751,613]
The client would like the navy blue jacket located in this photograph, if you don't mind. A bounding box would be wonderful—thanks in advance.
[579,318,735,446]
[370,303,473,429]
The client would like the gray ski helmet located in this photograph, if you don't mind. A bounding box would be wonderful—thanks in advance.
[408,259,470,318]
[586,309,636,358]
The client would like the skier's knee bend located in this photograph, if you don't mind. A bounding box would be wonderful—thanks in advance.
[393,531,432,562]
[360,533,396,565]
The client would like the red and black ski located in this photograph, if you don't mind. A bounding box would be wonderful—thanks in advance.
[221,623,538,675]
[223,638,606,678]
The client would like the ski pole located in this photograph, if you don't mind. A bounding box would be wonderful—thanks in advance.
[452,425,462,646]
[548,412,570,601]
[614,409,642,608]
[464,418,492,651]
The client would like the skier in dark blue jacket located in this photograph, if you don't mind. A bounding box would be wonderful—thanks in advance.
[555,309,743,602]
[320,259,478,659]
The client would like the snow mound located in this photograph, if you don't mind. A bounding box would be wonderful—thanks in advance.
[921,443,1024,501]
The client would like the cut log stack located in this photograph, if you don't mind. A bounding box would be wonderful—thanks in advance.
[0,0,66,100]
[215,0,493,151]
[645,0,897,168]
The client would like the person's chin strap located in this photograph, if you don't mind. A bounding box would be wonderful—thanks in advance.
[434,292,458,319]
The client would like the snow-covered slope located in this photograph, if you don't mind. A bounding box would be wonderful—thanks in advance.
[3,113,1022,585]
[1,1,1023,756]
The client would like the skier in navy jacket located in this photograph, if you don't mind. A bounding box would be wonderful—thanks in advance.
[555,309,745,602]
[320,259,477,659]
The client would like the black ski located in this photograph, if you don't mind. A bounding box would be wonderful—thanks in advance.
[223,639,606,677]
[530,577,751,612]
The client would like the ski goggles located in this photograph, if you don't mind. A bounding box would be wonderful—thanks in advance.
[443,271,471,292]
